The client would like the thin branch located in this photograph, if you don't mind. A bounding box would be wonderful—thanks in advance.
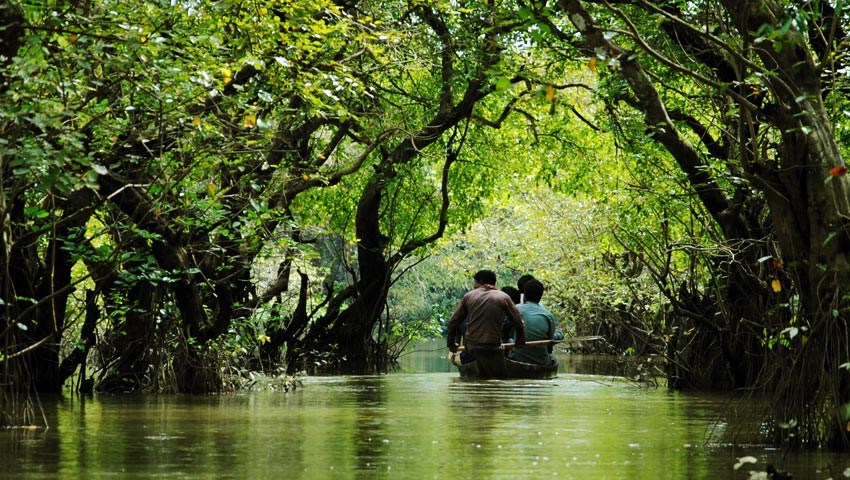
[0,334,53,363]
[599,11,763,114]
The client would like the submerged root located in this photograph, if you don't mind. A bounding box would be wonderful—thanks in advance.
[221,366,302,393]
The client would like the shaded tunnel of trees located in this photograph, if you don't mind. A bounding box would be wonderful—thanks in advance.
[3,0,850,448]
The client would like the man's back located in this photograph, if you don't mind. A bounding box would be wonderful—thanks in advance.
[454,287,519,348]
[510,301,555,365]
[446,269,526,355]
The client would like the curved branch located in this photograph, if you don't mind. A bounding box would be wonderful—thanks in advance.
[558,0,752,240]
[601,1,765,112]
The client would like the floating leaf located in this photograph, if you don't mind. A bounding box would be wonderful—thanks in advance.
[545,84,555,102]
[771,278,781,292]
[588,56,597,72]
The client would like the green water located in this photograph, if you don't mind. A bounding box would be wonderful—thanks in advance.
[1,347,848,479]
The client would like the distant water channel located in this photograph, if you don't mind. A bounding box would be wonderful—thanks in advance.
[2,341,848,479]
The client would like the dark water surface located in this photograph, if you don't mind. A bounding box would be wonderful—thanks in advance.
[2,344,848,479]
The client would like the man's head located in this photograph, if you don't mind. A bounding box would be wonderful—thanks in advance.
[501,286,521,304]
[517,274,536,293]
[473,269,497,286]
[523,279,544,303]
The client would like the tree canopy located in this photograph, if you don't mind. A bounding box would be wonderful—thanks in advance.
[3,0,850,448]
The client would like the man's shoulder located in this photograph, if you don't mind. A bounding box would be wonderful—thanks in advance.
[516,304,539,319]
[519,303,554,317]
[481,288,510,300]
[518,301,543,311]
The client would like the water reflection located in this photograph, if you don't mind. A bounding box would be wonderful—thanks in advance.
[397,340,633,377]
[348,375,389,477]
[445,379,560,478]
[1,346,849,479]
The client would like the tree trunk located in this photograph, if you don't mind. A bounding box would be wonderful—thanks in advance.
[97,280,160,393]
[28,190,96,393]
[257,270,310,371]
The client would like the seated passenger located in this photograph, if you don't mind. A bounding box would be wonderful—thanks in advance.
[500,285,521,342]
[517,273,536,304]
[508,279,557,366]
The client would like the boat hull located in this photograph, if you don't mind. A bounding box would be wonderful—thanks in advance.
[455,351,558,379]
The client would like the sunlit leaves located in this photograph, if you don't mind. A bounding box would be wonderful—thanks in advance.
[494,77,512,91]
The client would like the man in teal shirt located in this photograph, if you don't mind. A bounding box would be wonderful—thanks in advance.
[509,279,556,365]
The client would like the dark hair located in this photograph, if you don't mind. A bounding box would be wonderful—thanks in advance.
[523,279,544,303]
[474,269,497,285]
[501,286,521,304]
[517,274,536,293]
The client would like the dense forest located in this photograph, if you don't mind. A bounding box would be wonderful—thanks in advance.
[3,0,850,448]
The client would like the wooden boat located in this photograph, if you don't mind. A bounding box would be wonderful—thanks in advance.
[455,354,559,380]
[448,337,605,379]
[450,339,560,379]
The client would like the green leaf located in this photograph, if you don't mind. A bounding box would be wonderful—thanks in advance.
[494,77,512,92]
[824,231,838,247]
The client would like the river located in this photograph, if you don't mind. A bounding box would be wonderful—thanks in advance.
[1,342,847,479]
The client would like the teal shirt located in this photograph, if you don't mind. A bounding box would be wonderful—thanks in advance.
[509,302,556,365]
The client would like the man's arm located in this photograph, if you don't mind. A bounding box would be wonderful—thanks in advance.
[546,311,556,353]
[446,299,467,352]
[504,300,526,347]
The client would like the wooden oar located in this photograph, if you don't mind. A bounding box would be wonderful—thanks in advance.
[456,339,560,352]
[455,336,605,352]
